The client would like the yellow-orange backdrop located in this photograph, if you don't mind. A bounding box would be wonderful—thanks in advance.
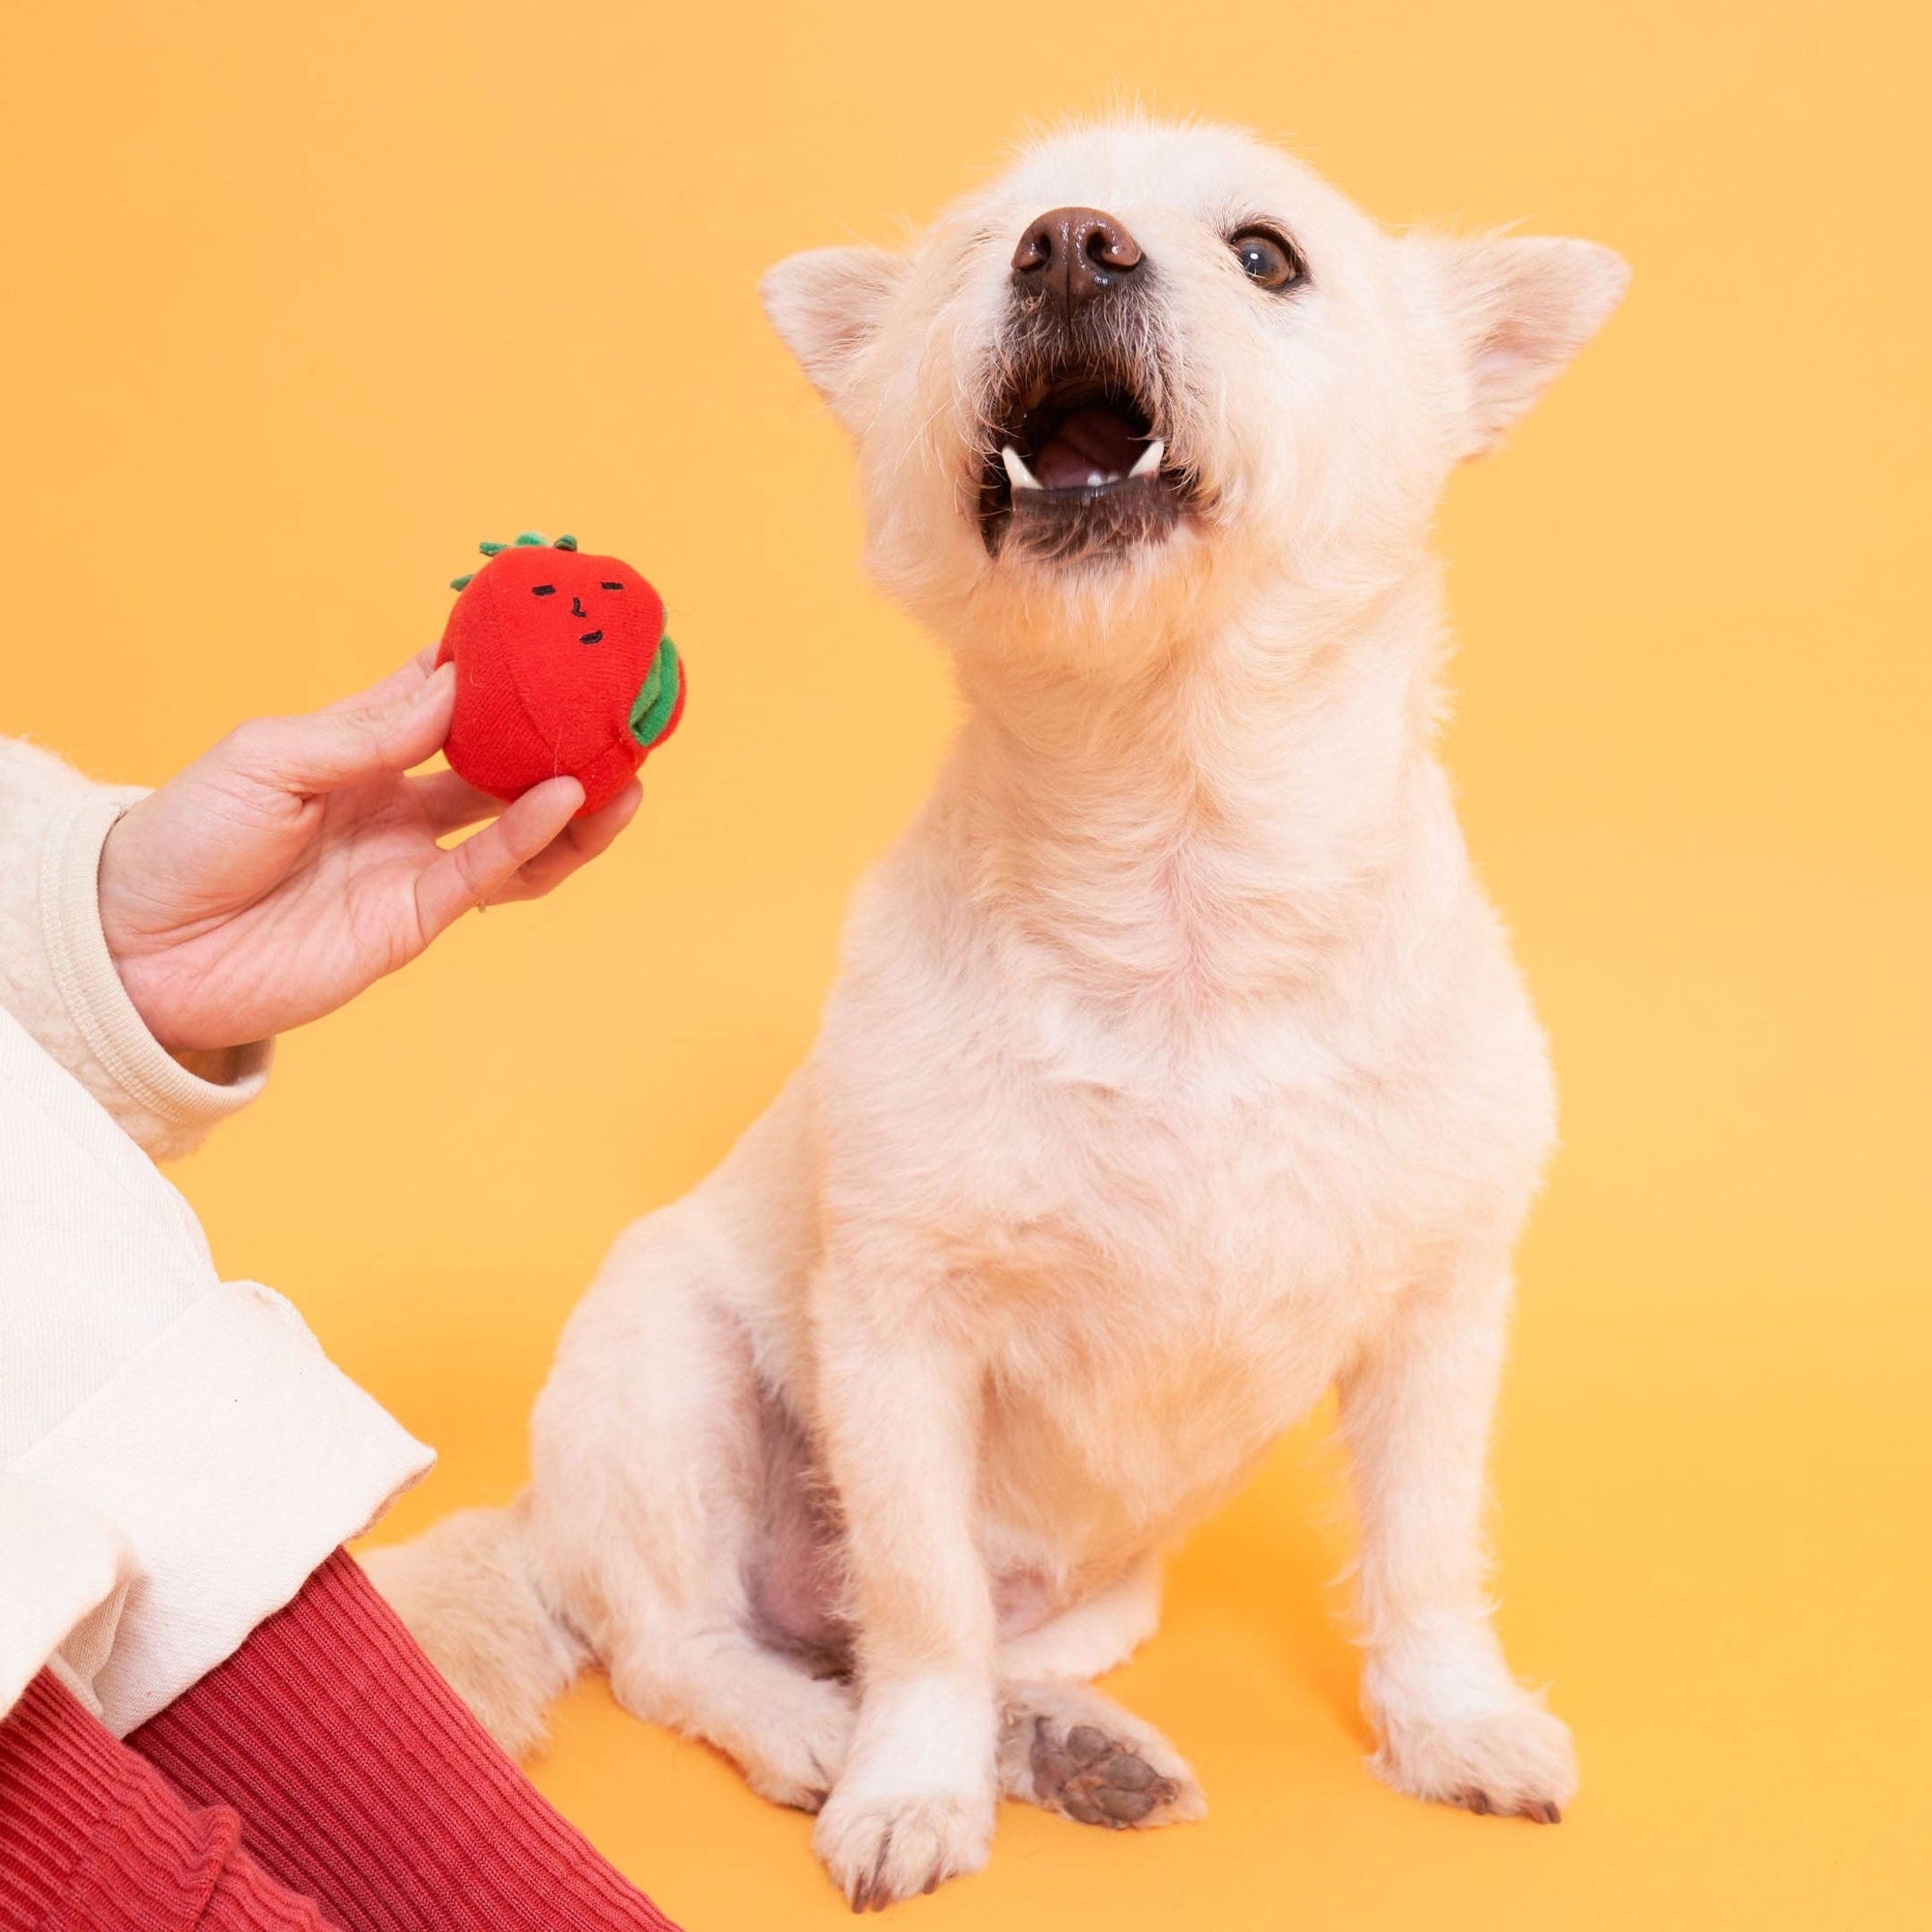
[4,3,1926,1926]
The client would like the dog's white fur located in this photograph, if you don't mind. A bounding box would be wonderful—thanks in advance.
[370,118,1626,1905]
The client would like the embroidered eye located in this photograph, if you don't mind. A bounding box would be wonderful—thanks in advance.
[1229,226,1307,293]
[531,584,556,597]
[600,581,624,591]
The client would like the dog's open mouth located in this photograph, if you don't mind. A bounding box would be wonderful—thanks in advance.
[979,368,1189,562]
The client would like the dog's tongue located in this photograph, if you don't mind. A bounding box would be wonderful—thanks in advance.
[1035,405,1147,489]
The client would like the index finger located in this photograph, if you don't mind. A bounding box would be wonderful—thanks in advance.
[324,644,441,715]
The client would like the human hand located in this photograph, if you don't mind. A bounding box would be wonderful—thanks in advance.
[98,649,641,1053]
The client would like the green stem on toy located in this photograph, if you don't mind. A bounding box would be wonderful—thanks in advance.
[629,638,681,749]
[451,532,579,592]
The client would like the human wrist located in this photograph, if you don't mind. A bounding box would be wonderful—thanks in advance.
[45,789,271,1119]
[95,811,180,1050]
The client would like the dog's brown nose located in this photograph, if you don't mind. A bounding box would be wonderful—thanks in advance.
[1011,207,1144,317]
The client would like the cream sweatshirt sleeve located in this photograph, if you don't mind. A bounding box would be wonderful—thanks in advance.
[0,737,270,1161]
[0,735,433,1734]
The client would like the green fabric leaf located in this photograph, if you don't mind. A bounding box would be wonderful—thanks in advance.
[449,573,474,590]
[629,637,681,749]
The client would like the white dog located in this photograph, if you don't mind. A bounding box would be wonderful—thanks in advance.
[371,116,1627,1908]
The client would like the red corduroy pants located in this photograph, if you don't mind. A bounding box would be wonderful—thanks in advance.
[0,1549,678,1932]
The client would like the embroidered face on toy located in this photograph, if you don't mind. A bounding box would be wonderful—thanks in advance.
[476,543,648,652]
[438,532,684,816]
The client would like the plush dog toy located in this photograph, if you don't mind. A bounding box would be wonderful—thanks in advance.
[440,532,684,815]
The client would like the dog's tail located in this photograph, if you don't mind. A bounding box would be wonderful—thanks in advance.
[361,1494,583,1759]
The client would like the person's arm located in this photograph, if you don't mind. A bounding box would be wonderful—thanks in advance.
[3,649,639,1161]
[0,735,259,1161]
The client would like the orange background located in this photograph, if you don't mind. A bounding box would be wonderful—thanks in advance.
[3,3,1926,1926]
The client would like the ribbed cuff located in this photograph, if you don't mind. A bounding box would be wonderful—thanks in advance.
[38,785,270,1134]
[133,1552,681,1932]
[0,1669,336,1931]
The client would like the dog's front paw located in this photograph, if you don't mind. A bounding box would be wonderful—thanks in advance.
[1372,1694,1577,1824]
[812,1784,995,1911]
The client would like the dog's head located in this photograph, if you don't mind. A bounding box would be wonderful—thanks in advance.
[763,120,1627,663]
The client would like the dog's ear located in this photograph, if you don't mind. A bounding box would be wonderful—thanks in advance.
[760,247,910,425]
[1428,234,1630,458]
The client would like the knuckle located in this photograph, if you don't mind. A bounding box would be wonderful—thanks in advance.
[453,837,498,895]
[222,717,282,764]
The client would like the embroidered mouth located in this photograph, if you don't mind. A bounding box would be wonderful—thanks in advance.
[978,363,1190,563]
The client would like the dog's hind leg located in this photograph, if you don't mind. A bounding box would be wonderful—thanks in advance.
[998,1680,1206,1829]
[609,1603,853,1813]
[995,1562,1203,1830]
[997,1554,1163,1683]
[525,1086,854,1812]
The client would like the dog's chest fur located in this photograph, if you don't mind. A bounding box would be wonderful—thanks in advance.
[811,754,1553,1578]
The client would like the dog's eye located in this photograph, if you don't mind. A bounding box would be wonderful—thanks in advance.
[1230,227,1305,292]
[531,584,556,597]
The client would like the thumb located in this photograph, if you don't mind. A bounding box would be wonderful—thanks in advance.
[227,662,456,796]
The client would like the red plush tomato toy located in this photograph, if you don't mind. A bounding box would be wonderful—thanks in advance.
[438,531,685,815]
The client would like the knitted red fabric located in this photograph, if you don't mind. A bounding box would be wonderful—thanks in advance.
[130,1550,678,1932]
[0,1668,337,1930]
[438,543,672,815]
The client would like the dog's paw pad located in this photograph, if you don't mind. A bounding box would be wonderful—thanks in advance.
[1027,1714,1186,1829]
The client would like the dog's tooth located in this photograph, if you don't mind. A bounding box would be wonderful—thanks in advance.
[1129,438,1165,479]
[1002,444,1042,492]
[1088,470,1107,487]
